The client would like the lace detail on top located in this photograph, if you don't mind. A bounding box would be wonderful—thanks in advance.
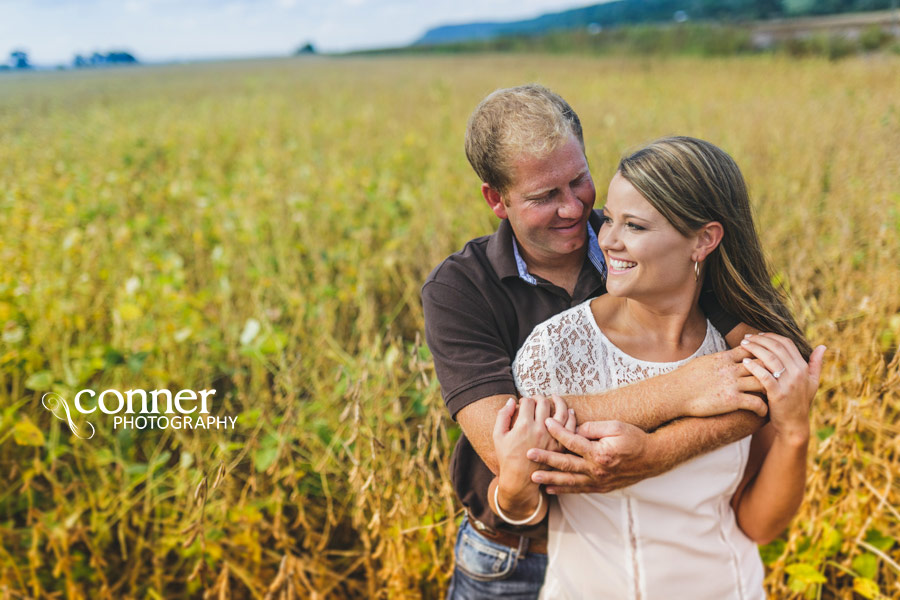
[513,300,727,398]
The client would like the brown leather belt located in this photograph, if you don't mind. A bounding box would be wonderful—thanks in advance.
[467,511,548,554]
[477,527,548,555]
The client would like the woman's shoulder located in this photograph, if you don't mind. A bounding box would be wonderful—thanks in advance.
[526,298,596,340]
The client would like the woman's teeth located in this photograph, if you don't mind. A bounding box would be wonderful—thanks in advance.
[610,259,637,270]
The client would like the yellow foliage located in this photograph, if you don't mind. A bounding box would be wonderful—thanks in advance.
[0,54,898,598]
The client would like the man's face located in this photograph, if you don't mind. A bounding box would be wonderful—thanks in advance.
[487,135,596,265]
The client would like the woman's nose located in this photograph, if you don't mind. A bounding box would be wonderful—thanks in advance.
[599,225,622,251]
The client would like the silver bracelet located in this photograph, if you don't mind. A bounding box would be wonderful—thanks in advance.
[493,483,543,526]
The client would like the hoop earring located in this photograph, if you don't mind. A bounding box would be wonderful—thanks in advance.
[694,260,701,281]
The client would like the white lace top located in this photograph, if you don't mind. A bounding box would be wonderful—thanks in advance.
[512,299,765,600]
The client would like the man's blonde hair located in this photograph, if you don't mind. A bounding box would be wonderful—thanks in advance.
[465,84,584,196]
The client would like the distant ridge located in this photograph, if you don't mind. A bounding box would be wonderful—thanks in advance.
[415,2,629,45]
[413,0,896,46]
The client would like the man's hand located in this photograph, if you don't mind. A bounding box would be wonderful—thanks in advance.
[526,419,663,494]
[527,408,765,494]
[676,347,769,418]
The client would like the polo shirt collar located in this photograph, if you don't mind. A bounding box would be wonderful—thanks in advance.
[485,213,608,285]
[485,219,521,280]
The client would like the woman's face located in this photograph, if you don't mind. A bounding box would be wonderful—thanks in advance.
[599,172,699,302]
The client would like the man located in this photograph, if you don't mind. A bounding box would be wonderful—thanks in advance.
[422,84,766,599]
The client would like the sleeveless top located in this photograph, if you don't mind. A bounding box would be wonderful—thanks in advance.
[512,300,766,600]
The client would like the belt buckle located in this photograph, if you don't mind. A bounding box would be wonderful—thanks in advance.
[467,510,498,536]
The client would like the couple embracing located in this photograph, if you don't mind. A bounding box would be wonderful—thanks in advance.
[422,85,825,599]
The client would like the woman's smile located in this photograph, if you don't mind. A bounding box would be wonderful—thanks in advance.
[607,256,637,273]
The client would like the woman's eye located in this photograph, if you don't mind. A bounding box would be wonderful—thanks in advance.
[626,222,644,231]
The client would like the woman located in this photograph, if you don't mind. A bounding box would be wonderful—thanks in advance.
[487,137,826,599]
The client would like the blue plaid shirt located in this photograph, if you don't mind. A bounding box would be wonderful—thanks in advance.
[511,221,607,285]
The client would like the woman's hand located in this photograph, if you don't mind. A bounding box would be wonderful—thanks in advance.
[493,394,576,484]
[740,333,826,445]
[490,394,575,523]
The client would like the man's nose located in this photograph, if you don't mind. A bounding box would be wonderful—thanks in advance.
[558,188,582,219]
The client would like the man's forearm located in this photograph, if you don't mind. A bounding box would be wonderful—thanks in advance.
[563,371,688,432]
[563,344,765,431]
[645,410,765,474]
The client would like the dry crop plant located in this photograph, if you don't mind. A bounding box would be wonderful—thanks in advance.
[0,54,898,598]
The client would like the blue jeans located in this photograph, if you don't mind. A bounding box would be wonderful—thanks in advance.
[446,516,547,600]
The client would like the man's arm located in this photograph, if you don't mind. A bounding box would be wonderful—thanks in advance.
[457,394,512,475]
[458,343,767,477]
[560,345,766,430]
[520,323,768,493]
[425,262,765,494]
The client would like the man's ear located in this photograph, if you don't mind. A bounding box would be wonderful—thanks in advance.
[482,183,508,220]
[693,221,724,262]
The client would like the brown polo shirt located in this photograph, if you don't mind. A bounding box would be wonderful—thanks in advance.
[421,211,737,540]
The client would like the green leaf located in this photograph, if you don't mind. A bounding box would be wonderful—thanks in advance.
[785,563,826,585]
[253,434,279,472]
[13,419,45,446]
[126,463,148,476]
[759,539,786,565]
[815,426,834,441]
[447,424,462,446]
[853,577,881,599]
[864,528,896,552]
[822,523,843,557]
[852,553,879,580]
[241,408,261,427]
[104,347,126,368]
[25,370,54,391]
[127,351,149,373]
[259,331,287,355]
[253,446,278,472]
[151,451,171,472]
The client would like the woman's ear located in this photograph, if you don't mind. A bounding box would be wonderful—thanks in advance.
[693,221,724,262]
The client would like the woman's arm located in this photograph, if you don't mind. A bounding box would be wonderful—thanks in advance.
[489,395,575,525]
[730,334,826,544]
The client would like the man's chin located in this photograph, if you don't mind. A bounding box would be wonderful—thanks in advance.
[551,239,586,257]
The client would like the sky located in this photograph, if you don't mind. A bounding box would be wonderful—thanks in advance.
[1,0,594,66]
